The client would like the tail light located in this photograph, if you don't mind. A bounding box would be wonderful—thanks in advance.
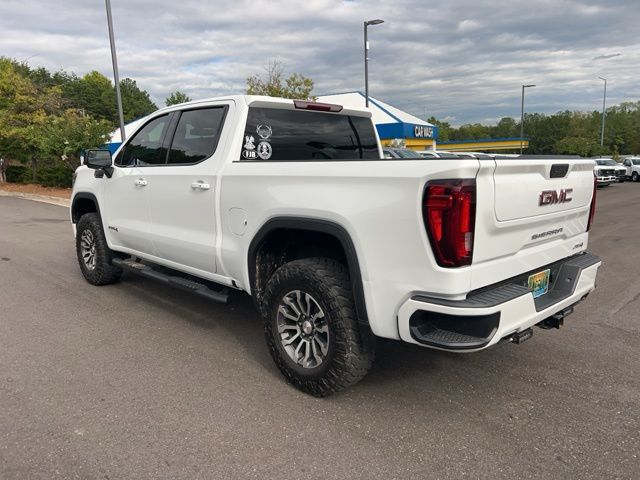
[293,100,343,112]
[423,180,476,268]
[587,176,597,231]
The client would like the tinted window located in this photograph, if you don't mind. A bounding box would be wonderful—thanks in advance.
[115,115,170,167]
[240,107,379,161]
[168,107,226,164]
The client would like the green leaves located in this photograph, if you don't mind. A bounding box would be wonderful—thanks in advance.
[0,58,117,179]
[165,91,192,106]
[246,61,314,100]
[430,103,640,155]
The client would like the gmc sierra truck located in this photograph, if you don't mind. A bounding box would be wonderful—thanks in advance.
[71,95,601,396]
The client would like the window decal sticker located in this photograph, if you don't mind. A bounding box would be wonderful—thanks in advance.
[257,141,272,160]
[256,125,272,140]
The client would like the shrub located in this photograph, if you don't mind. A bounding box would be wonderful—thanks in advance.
[5,165,30,183]
[36,165,74,188]
[4,163,73,188]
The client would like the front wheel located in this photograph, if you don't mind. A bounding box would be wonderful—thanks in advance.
[76,213,123,285]
[261,258,375,397]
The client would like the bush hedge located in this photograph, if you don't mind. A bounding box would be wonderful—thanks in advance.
[5,164,73,188]
[5,165,30,183]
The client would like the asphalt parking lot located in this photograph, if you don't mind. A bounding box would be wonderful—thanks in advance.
[1,184,639,480]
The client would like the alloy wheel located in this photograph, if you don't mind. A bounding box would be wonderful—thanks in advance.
[276,290,329,369]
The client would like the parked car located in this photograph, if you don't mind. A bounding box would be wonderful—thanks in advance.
[416,150,460,159]
[71,95,601,396]
[622,157,640,182]
[382,147,422,159]
[593,161,617,187]
[594,158,626,182]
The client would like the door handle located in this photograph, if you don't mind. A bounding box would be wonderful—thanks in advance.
[134,178,148,187]
[191,181,211,190]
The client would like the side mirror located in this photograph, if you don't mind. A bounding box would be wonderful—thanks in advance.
[85,149,114,178]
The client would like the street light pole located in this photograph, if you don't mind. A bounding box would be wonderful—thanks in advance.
[598,76,607,147]
[520,84,536,154]
[105,0,126,143]
[364,19,384,108]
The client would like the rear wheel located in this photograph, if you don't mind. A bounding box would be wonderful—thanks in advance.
[76,213,123,285]
[261,257,375,397]
[633,172,639,182]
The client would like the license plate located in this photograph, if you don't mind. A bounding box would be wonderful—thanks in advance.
[528,269,551,298]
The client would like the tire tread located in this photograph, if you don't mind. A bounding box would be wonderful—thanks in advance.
[261,257,375,397]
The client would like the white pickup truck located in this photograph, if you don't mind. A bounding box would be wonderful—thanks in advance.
[622,157,640,182]
[71,95,601,396]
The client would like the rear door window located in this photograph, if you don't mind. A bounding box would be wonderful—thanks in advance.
[167,107,227,164]
[240,107,379,161]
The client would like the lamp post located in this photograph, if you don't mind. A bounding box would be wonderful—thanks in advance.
[520,84,536,154]
[105,0,126,142]
[598,76,607,147]
[364,19,384,108]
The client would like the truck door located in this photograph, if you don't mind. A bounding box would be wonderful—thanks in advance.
[143,104,231,275]
[102,113,172,256]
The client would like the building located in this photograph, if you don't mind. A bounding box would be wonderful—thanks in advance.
[317,92,438,151]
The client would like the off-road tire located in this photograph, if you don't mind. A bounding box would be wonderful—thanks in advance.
[261,257,375,397]
[76,213,123,286]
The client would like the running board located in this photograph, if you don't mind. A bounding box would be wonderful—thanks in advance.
[112,258,230,305]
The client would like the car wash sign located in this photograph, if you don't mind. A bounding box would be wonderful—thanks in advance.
[413,124,435,139]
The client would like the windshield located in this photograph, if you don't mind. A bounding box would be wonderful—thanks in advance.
[596,159,617,166]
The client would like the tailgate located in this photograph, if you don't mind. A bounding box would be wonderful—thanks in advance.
[493,158,594,221]
[470,157,595,290]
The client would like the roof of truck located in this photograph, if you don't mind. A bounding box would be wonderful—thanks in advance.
[108,95,372,145]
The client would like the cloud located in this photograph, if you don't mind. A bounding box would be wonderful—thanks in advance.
[593,53,622,60]
[0,0,638,125]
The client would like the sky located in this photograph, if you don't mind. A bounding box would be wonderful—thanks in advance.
[1,0,638,126]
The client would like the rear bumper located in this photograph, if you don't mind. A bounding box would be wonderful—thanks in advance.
[397,253,601,351]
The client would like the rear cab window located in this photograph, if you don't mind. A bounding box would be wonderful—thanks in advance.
[240,107,379,161]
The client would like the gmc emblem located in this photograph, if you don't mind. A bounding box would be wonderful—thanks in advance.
[539,188,573,206]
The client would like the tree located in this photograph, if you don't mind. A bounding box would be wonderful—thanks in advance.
[43,109,113,171]
[165,90,192,106]
[493,117,518,138]
[0,58,57,181]
[119,78,158,122]
[62,71,116,122]
[554,136,605,157]
[246,61,314,100]
[427,116,451,141]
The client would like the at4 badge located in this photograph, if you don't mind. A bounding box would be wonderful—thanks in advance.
[257,141,272,160]
[242,135,257,159]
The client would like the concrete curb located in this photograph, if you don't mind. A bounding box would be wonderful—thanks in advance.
[0,189,70,208]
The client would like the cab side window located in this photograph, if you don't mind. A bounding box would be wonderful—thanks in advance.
[115,115,170,167]
[167,107,227,164]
